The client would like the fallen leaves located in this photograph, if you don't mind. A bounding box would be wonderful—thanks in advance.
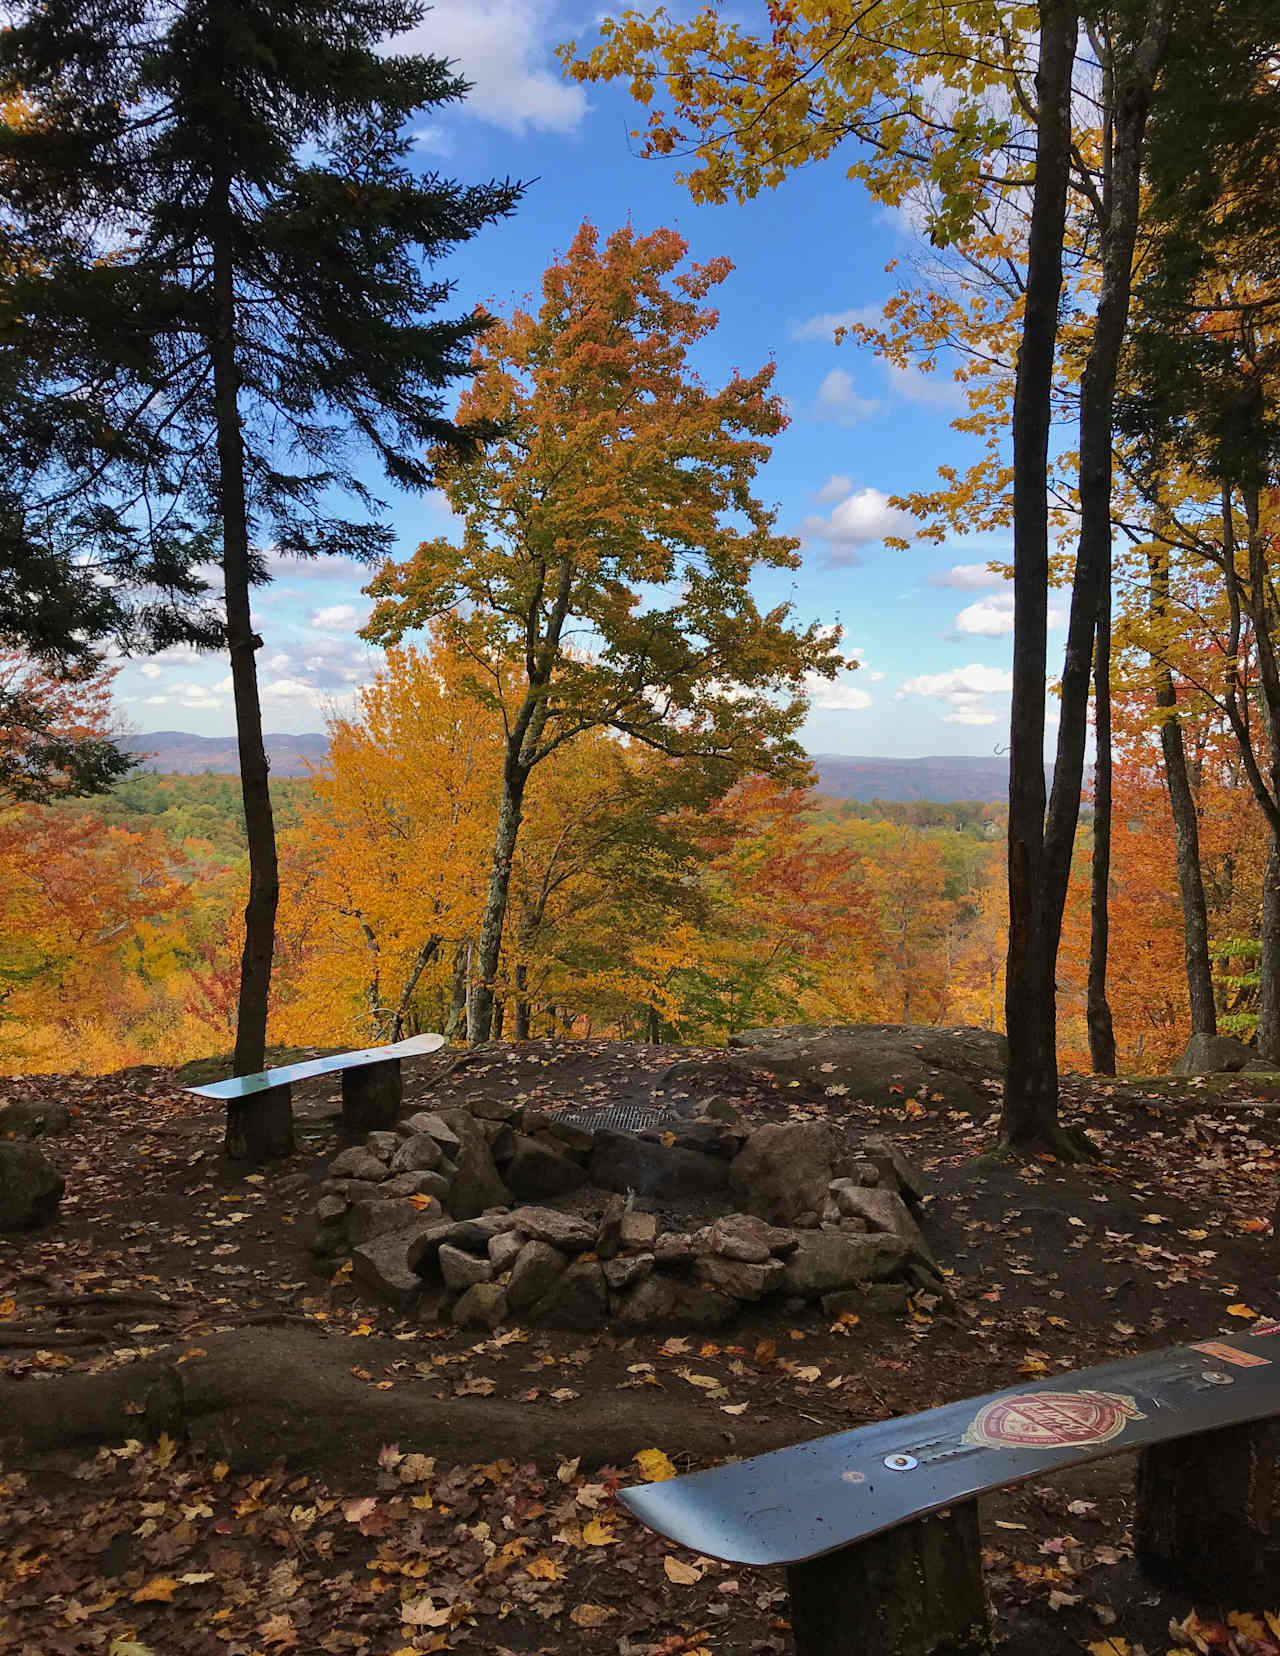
[634,1447,678,1482]
[663,1554,704,1584]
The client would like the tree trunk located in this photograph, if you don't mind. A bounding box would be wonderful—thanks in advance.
[443,939,469,1042]
[1002,0,1079,1148]
[514,963,530,1040]
[786,1504,989,1656]
[471,751,531,1043]
[1135,1418,1280,1601]
[1087,565,1117,1073]
[491,998,505,1040]
[1149,551,1217,1038]
[1257,835,1280,1061]
[212,206,277,1081]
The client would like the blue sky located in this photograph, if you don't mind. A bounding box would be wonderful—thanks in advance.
[113,0,1064,759]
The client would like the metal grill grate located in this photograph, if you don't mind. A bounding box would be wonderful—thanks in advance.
[552,1103,673,1134]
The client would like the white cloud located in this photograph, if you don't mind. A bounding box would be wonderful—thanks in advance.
[310,604,364,633]
[788,304,882,342]
[944,708,999,726]
[954,589,1066,637]
[400,1,588,135]
[814,367,879,425]
[886,361,966,410]
[931,562,1007,591]
[171,678,231,710]
[868,670,885,682]
[138,663,165,680]
[261,549,368,582]
[801,487,914,560]
[806,672,871,711]
[814,473,854,505]
[898,664,1013,701]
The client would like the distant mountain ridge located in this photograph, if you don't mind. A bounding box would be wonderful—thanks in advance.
[127,731,1027,801]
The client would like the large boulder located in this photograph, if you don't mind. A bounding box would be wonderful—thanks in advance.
[531,1259,609,1331]
[434,1109,510,1218]
[776,1231,910,1298]
[501,1134,587,1200]
[729,1023,1006,1114]
[1171,1032,1259,1076]
[0,1099,72,1139]
[728,1122,853,1225]
[352,1227,430,1309]
[590,1128,728,1198]
[0,1142,65,1230]
[507,1240,568,1313]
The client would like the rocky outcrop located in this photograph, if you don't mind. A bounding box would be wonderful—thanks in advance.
[0,1142,65,1230]
[729,1023,1006,1114]
[0,1099,72,1139]
[1171,1032,1265,1076]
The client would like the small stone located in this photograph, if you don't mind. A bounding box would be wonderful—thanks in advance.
[653,1231,694,1268]
[615,1273,677,1326]
[670,1281,738,1329]
[438,1243,495,1290]
[316,1193,347,1224]
[793,1211,821,1229]
[405,1222,455,1275]
[329,1147,389,1183]
[506,1205,596,1252]
[365,1130,399,1160]
[389,1133,444,1174]
[603,1253,654,1290]
[696,1254,784,1300]
[777,1231,910,1297]
[452,1282,508,1329]
[523,1111,594,1154]
[382,1169,450,1202]
[352,1228,427,1309]
[321,1177,384,1202]
[348,1197,434,1246]
[619,1210,658,1249]
[502,1134,587,1200]
[441,1218,500,1253]
[708,1213,796,1262]
[860,1135,927,1207]
[702,1097,741,1124]
[507,1240,569,1313]
[821,1283,912,1318]
[399,1112,463,1155]
[488,1230,525,1273]
[531,1259,608,1331]
[468,1096,519,1123]
[275,1172,312,1199]
[596,1193,626,1260]
[850,1162,882,1187]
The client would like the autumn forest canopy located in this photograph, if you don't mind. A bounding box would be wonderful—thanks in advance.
[0,0,1279,1158]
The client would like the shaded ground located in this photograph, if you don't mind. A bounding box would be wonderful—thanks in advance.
[2,1040,1280,1656]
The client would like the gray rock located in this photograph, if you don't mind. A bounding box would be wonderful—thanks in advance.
[821,1282,911,1319]
[320,1177,384,1202]
[381,1169,451,1202]
[468,1096,519,1123]
[438,1242,495,1290]
[794,1211,820,1229]
[507,1240,568,1312]
[1172,1032,1259,1076]
[615,1273,678,1326]
[590,1129,729,1198]
[653,1231,694,1268]
[434,1109,510,1218]
[441,1218,501,1253]
[0,1099,72,1139]
[405,1222,456,1276]
[506,1205,596,1252]
[452,1282,509,1328]
[860,1136,927,1208]
[531,1259,608,1330]
[619,1210,659,1249]
[670,1282,738,1329]
[603,1252,654,1290]
[777,1231,910,1297]
[482,1121,517,1163]
[501,1134,587,1200]
[347,1196,441,1246]
[275,1171,312,1199]
[522,1111,594,1154]
[389,1133,444,1174]
[708,1212,796,1263]
[399,1111,463,1155]
[641,1121,738,1161]
[352,1228,427,1309]
[329,1147,389,1183]
[365,1130,400,1160]
[728,1122,854,1225]
[832,1183,937,1269]
[596,1193,626,1260]
[488,1230,525,1273]
[696,1254,784,1300]
[302,1197,348,1256]
[316,1193,347,1223]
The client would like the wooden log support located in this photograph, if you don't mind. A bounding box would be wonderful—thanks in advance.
[225,1083,294,1161]
[1135,1418,1280,1601]
[786,1502,990,1656]
[341,1058,403,1135]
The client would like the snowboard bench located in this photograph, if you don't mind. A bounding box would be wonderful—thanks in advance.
[186,1033,445,1161]
[622,1328,1280,1656]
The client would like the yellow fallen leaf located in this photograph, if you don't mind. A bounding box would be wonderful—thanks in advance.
[676,1369,720,1389]
[664,1555,703,1584]
[154,1432,179,1467]
[408,1194,434,1211]
[1087,1640,1129,1656]
[582,1518,619,1547]
[1228,1612,1265,1639]
[109,1644,155,1656]
[634,1448,677,1483]
[1265,1610,1280,1640]
[0,1297,16,1319]
[570,1604,616,1627]
[1227,1304,1258,1319]
[525,1554,563,1581]
[400,1595,454,1628]
[132,1576,180,1604]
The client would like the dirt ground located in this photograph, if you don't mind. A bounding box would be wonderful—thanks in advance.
[3,1039,1280,1656]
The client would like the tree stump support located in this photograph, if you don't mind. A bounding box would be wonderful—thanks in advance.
[786,1502,990,1656]
[342,1058,403,1135]
[225,1083,294,1161]
[1135,1417,1280,1601]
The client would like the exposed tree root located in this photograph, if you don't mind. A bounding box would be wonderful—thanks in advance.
[999,1123,1101,1164]
[1,1326,807,1477]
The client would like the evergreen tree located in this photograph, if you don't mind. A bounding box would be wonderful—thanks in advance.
[0,2,521,1114]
